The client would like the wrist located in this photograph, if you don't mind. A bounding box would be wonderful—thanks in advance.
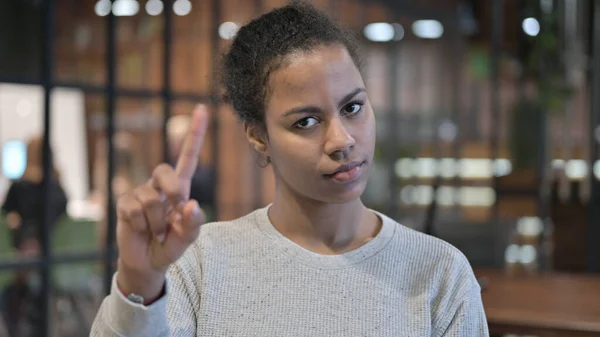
[117,261,166,303]
[117,279,166,306]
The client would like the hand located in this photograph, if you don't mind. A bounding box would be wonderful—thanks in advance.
[116,105,209,301]
[6,212,21,230]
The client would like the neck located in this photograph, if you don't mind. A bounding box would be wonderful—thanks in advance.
[269,183,379,254]
[22,166,43,183]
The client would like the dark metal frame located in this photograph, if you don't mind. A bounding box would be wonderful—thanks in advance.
[384,42,400,220]
[588,0,600,273]
[489,0,503,220]
[40,0,56,331]
[102,0,118,296]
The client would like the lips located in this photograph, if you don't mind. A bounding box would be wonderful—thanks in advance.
[326,161,363,176]
[324,160,365,183]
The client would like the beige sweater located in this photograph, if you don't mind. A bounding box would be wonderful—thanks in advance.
[91,206,489,336]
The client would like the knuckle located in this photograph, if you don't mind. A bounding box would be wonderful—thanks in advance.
[120,195,142,219]
[124,202,143,219]
[153,163,174,176]
[135,186,160,208]
[142,197,160,210]
[165,185,183,200]
[116,193,133,211]
[161,181,182,199]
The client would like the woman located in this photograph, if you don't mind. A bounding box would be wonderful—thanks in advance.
[91,2,488,336]
[2,136,67,250]
[1,136,67,337]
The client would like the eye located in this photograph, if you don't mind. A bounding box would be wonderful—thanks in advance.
[294,117,319,129]
[342,102,363,116]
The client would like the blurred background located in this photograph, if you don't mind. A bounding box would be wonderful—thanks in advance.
[0,0,599,336]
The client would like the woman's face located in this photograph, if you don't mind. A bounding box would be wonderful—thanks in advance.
[258,45,376,204]
[26,137,43,166]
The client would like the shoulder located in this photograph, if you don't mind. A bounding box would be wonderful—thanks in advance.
[7,180,27,190]
[174,209,263,267]
[380,213,472,268]
[378,212,479,292]
[378,213,481,324]
[3,180,28,199]
[198,210,262,245]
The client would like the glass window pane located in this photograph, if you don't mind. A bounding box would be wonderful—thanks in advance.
[112,97,163,175]
[0,268,44,337]
[0,85,94,257]
[0,88,109,255]
[335,0,363,30]
[214,104,261,220]
[89,97,162,250]
[116,15,164,91]
[170,0,214,94]
[261,0,288,10]
[0,262,106,337]
[55,2,106,85]
[52,262,105,337]
[0,1,44,81]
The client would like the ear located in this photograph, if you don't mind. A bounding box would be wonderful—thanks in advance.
[244,123,268,154]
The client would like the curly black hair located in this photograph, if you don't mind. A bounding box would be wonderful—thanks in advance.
[222,0,363,127]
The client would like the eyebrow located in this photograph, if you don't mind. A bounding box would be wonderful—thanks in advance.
[282,87,366,117]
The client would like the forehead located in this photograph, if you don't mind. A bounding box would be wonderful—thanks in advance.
[266,46,364,112]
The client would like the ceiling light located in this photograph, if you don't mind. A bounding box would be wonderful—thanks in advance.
[146,0,163,16]
[173,0,192,16]
[219,22,239,40]
[392,23,405,41]
[522,17,540,37]
[94,0,111,16]
[112,0,139,16]
[412,20,444,39]
[565,159,587,179]
[363,23,395,42]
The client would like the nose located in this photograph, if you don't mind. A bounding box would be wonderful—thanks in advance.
[323,117,355,161]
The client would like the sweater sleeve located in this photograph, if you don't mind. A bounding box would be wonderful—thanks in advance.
[2,183,19,214]
[437,285,489,337]
[89,256,200,337]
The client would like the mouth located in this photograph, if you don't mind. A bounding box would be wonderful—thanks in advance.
[324,160,366,183]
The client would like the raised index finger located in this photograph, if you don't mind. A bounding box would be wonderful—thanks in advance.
[175,104,209,180]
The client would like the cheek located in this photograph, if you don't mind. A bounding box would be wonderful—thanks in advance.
[272,140,313,167]
[369,115,377,143]
[268,133,320,174]
[355,110,377,146]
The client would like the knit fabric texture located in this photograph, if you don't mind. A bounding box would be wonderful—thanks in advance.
[91,206,489,336]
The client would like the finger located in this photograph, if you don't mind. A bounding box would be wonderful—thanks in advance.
[176,104,209,180]
[150,163,184,205]
[169,200,204,246]
[117,193,147,234]
[133,185,166,243]
[152,200,204,267]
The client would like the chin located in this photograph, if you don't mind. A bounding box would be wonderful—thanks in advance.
[315,180,367,204]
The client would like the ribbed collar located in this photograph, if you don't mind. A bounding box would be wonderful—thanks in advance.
[253,205,396,270]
